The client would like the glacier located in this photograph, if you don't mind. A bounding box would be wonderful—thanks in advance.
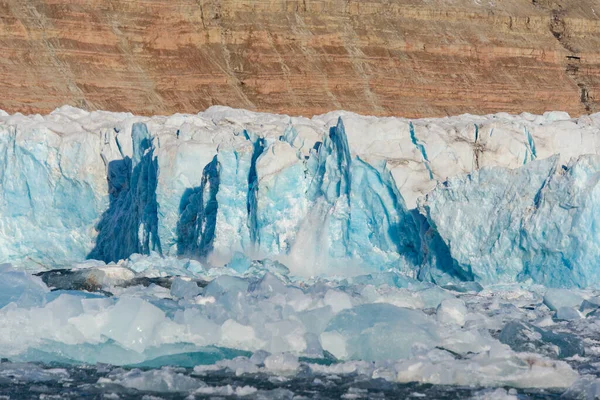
[3,106,600,396]
[0,257,591,396]
[2,106,600,286]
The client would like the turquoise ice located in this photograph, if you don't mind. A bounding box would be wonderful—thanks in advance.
[1,107,600,287]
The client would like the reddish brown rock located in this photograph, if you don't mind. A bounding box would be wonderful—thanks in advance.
[0,0,599,117]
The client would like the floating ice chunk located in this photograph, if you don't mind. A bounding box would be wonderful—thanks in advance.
[44,293,86,325]
[194,385,258,397]
[319,331,348,360]
[543,289,583,312]
[561,376,600,400]
[204,276,249,298]
[248,272,310,311]
[345,271,422,289]
[99,367,206,392]
[439,326,499,356]
[250,349,270,365]
[298,306,334,335]
[0,362,69,384]
[324,290,352,313]
[554,307,582,321]
[69,297,116,343]
[261,318,307,354]
[472,388,518,400]
[417,286,455,309]
[249,272,288,298]
[307,359,375,377]
[283,285,312,312]
[252,258,291,277]
[125,253,162,273]
[196,355,263,376]
[45,290,106,303]
[202,275,250,313]
[0,266,48,308]
[133,346,253,369]
[436,298,468,326]
[395,346,578,388]
[580,297,600,314]
[72,259,107,270]
[170,277,201,299]
[322,304,439,361]
[498,321,584,359]
[363,286,425,310]
[220,320,262,351]
[93,266,136,285]
[172,308,219,346]
[264,353,300,374]
[100,297,166,353]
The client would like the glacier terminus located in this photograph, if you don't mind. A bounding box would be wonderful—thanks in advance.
[2,106,600,287]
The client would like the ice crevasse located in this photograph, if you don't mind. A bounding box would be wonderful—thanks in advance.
[2,106,600,288]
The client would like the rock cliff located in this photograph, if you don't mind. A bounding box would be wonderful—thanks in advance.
[0,0,599,117]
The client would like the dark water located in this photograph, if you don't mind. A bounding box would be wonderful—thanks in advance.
[0,362,568,399]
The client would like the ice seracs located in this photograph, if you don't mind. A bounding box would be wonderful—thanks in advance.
[3,106,600,286]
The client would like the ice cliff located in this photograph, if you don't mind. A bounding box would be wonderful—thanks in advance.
[2,106,600,287]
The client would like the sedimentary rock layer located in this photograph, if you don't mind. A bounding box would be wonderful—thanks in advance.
[0,0,599,117]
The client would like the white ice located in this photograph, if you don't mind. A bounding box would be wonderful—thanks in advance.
[0,259,589,391]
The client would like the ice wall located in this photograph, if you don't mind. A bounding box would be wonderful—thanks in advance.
[2,106,600,287]
[175,118,420,275]
[88,122,162,262]
[421,154,600,287]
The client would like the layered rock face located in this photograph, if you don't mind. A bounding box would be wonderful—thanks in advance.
[0,0,599,117]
